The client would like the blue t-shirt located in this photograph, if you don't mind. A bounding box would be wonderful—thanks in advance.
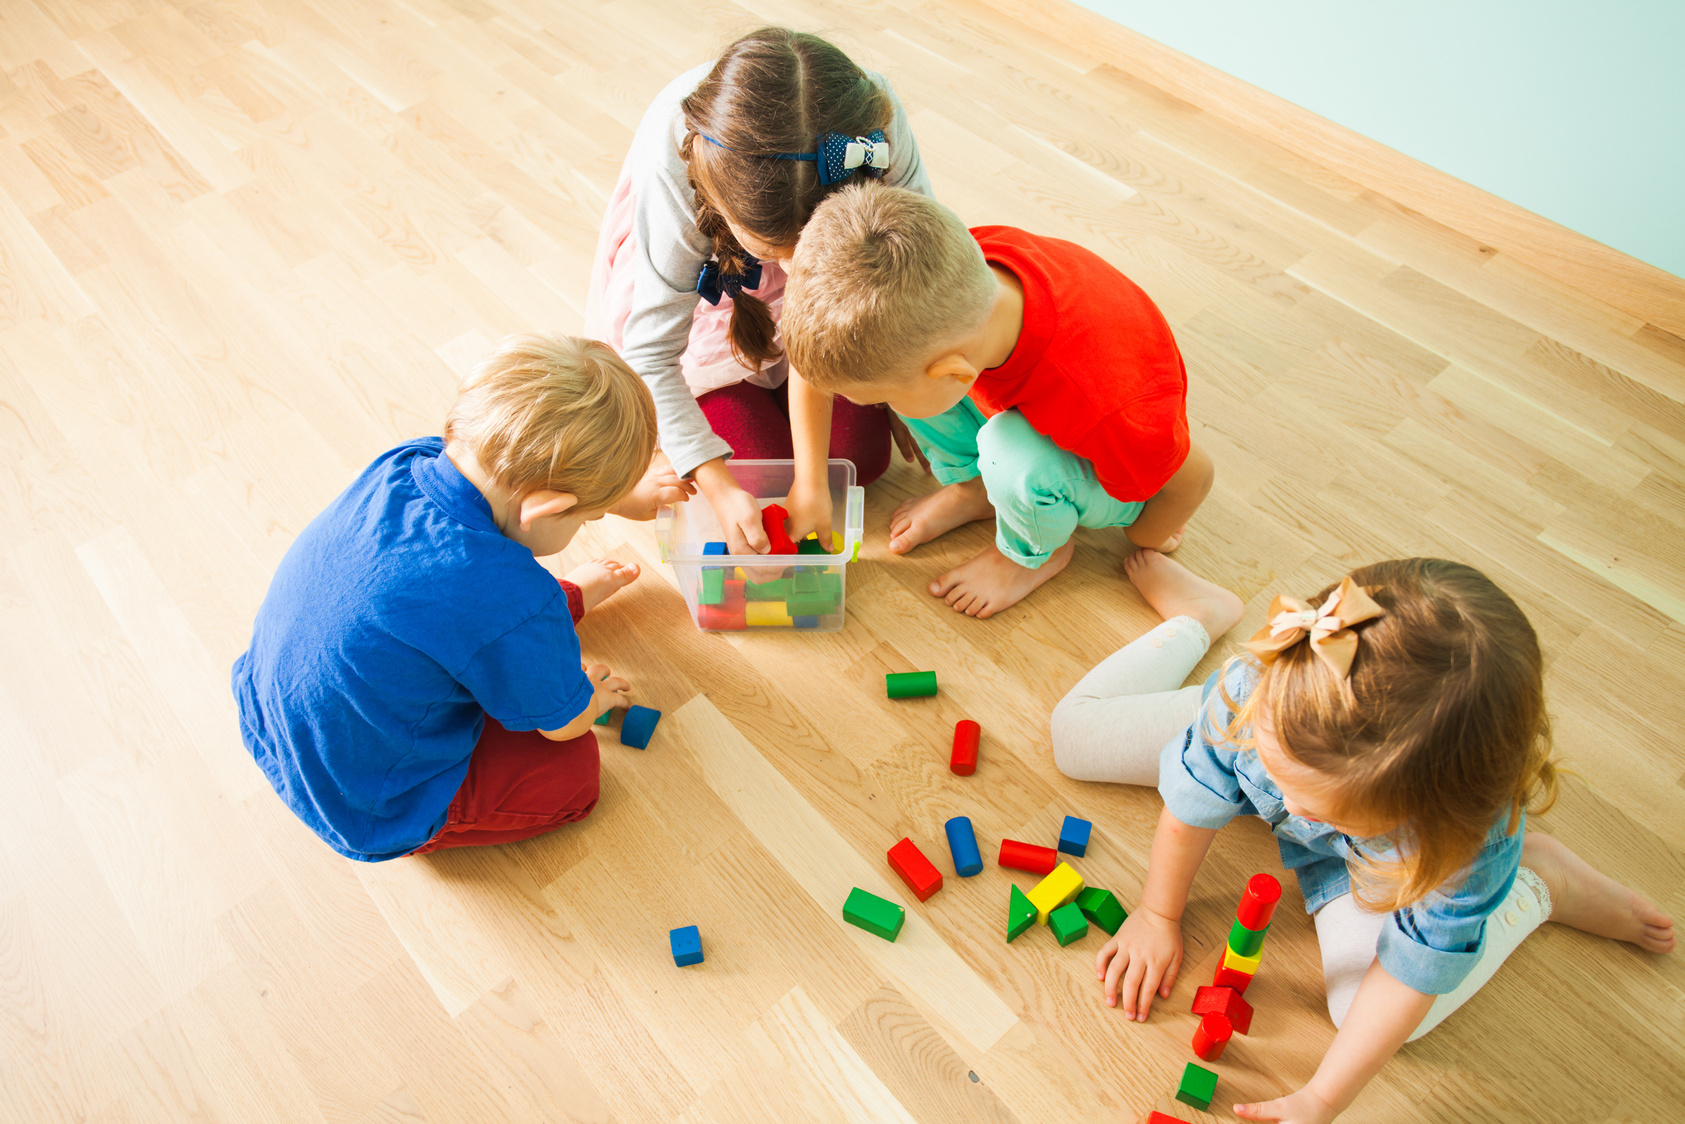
[231,438,594,862]
[1159,660,1524,996]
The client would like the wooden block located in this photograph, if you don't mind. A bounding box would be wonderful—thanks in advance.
[1212,964,1254,994]
[1227,918,1269,958]
[1048,901,1088,946]
[793,615,819,629]
[887,837,943,902]
[784,596,835,617]
[1148,1114,1185,1124]
[1222,944,1262,975]
[702,541,728,555]
[885,670,938,698]
[1236,872,1282,930]
[1193,984,1253,1035]
[842,887,904,941]
[669,925,703,967]
[1074,887,1127,934]
[745,601,793,627]
[943,816,983,877]
[699,603,747,630]
[700,567,725,605]
[1058,815,1092,857]
[761,503,797,554]
[998,838,1057,874]
[745,578,793,600]
[1006,884,1036,942]
[950,719,980,775]
[620,706,660,750]
[1027,862,1084,925]
[1176,1062,1218,1111]
[1191,1012,1232,1062]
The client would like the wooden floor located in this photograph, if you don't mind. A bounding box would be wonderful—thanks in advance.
[2,1,1683,1121]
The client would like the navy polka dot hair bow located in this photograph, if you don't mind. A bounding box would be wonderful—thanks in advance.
[700,130,891,187]
[696,254,762,306]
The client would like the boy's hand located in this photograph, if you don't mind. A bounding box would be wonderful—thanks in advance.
[585,663,631,718]
[784,476,833,547]
[609,454,694,521]
[1235,1087,1340,1124]
[1096,906,1184,1021]
[889,412,931,475]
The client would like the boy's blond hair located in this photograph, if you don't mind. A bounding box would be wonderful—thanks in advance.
[445,334,655,511]
[783,185,995,390]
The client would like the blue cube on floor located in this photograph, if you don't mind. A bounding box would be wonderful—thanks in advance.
[702,541,728,555]
[794,615,819,629]
[621,705,661,749]
[670,925,703,966]
[944,816,984,877]
[1058,815,1092,857]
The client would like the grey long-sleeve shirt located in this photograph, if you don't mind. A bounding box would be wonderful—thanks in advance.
[610,61,932,478]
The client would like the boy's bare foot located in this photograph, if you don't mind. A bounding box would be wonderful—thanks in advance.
[1124,549,1244,639]
[1522,832,1676,954]
[564,558,640,613]
[930,540,1074,619]
[888,477,993,554]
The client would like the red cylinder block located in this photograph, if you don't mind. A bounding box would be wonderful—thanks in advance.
[1236,873,1282,931]
[997,838,1057,875]
[1191,1012,1232,1062]
[950,720,980,776]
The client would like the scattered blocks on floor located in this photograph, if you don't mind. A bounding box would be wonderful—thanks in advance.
[1027,862,1085,925]
[1074,887,1128,935]
[950,719,980,776]
[843,887,905,941]
[887,837,944,902]
[1007,884,1036,942]
[1228,917,1270,958]
[1221,943,1262,975]
[702,541,728,556]
[885,670,938,698]
[1193,984,1253,1035]
[1048,901,1089,946]
[944,816,983,877]
[1212,964,1255,994]
[745,601,793,627]
[761,503,797,555]
[1058,815,1092,857]
[1176,1062,1218,1111]
[700,567,725,605]
[620,705,661,749]
[1191,1011,1232,1062]
[669,925,703,967]
[998,838,1058,875]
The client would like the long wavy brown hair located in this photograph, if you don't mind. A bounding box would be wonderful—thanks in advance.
[1213,558,1559,911]
[681,27,893,370]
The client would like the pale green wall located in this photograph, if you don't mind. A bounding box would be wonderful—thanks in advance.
[1073,0,1685,279]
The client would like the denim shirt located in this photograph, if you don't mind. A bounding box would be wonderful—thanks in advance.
[1159,661,1524,996]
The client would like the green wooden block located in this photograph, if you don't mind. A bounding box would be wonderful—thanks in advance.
[1048,902,1089,946]
[843,887,905,941]
[1075,887,1128,935]
[792,570,822,596]
[745,578,793,600]
[797,537,833,555]
[1176,1063,1218,1111]
[886,670,938,699]
[1228,918,1269,958]
[785,596,837,617]
[700,567,724,605]
[592,711,612,726]
[1007,884,1036,942]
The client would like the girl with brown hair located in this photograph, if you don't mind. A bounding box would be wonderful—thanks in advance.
[1050,551,1674,1122]
[586,27,932,553]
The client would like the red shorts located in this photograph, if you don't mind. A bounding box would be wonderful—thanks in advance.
[411,580,601,854]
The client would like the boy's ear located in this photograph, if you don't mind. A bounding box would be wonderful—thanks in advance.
[925,352,978,386]
[517,489,578,531]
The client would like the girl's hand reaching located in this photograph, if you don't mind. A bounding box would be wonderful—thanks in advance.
[609,452,695,521]
[1096,906,1184,1021]
[784,474,833,547]
[1235,1087,1340,1124]
[694,460,770,554]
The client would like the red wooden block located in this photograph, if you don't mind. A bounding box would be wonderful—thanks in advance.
[950,719,980,776]
[723,578,745,603]
[1147,1115,1185,1124]
[699,603,746,630]
[1192,984,1254,1035]
[761,503,798,555]
[888,837,943,901]
[1212,964,1254,994]
[997,838,1057,875]
[1191,1012,1232,1062]
[1236,872,1282,931]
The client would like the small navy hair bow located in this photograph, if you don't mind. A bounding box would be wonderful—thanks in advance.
[696,255,762,305]
[699,130,891,187]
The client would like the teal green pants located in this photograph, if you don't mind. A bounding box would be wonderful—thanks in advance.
[901,399,1144,569]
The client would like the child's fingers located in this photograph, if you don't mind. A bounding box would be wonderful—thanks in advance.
[1160,948,1182,997]
[1103,945,1130,1006]
[1119,958,1148,1019]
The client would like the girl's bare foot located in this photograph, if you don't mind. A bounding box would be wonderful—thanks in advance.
[930,540,1074,619]
[888,477,994,554]
[1522,832,1676,954]
[564,558,640,613]
[1124,549,1244,639]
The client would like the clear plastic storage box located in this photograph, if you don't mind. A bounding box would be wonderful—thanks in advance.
[657,459,864,632]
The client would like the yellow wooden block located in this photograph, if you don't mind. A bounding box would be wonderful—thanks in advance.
[1027,862,1084,925]
[745,601,793,627]
[1222,944,1262,974]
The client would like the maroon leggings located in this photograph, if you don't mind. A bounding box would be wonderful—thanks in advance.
[696,380,892,485]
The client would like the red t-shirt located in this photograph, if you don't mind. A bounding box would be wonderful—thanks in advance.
[969,226,1189,503]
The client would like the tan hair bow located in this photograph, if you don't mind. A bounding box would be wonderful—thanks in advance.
[1245,577,1385,680]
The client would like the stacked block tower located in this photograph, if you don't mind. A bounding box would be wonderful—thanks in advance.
[1188,872,1281,1067]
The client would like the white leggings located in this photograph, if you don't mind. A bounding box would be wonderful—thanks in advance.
[1051,617,1551,1039]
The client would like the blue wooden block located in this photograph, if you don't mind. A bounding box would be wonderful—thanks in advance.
[702,542,728,556]
[669,925,703,966]
[1058,815,1092,857]
[793,615,819,629]
[943,816,984,877]
[621,705,661,749]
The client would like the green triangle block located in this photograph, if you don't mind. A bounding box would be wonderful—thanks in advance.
[1048,902,1089,946]
[1007,884,1036,942]
[1074,887,1128,935]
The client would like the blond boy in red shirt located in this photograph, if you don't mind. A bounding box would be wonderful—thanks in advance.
[783,185,1213,618]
